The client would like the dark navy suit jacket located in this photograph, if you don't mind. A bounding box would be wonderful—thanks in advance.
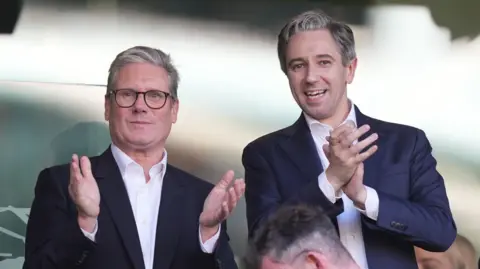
[23,148,237,269]
[242,106,456,269]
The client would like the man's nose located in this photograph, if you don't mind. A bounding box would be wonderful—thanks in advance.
[132,93,148,112]
[305,65,320,84]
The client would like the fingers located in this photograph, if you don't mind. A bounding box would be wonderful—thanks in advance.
[227,187,237,211]
[221,201,229,220]
[80,156,93,179]
[224,178,245,213]
[328,124,377,154]
[329,124,355,145]
[350,132,379,154]
[344,124,371,145]
[234,179,245,198]
[355,145,378,163]
[70,154,82,182]
[217,170,235,189]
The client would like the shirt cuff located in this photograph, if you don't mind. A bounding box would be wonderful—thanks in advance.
[355,186,379,221]
[80,220,98,242]
[198,225,221,254]
[318,171,343,204]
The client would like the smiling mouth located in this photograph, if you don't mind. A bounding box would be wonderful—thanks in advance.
[305,89,327,98]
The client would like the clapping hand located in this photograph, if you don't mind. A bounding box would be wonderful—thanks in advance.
[343,162,368,207]
[199,170,245,241]
[68,154,100,232]
[323,120,378,194]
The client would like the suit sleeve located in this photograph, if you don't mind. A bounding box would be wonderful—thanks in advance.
[363,129,457,252]
[242,143,343,239]
[23,168,96,269]
[213,221,238,269]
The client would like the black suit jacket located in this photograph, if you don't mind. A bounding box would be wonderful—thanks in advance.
[23,147,237,269]
[242,106,456,269]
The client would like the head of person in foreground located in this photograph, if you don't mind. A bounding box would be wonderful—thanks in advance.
[247,204,360,269]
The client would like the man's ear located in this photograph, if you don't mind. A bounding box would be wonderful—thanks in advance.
[346,57,358,84]
[305,252,328,269]
[104,96,110,121]
[170,99,179,124]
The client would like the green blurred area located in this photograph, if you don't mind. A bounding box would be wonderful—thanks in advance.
[0,87,111,265]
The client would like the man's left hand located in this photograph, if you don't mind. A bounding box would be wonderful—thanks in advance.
[343,162,367,209]
[199,170,245,241]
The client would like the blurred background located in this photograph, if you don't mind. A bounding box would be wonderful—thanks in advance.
[0,0,479,268]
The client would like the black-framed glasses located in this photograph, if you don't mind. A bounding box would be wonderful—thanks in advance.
[107,89,172,109]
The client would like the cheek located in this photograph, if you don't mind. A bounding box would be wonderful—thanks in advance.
[109,109,130,127]
[287,74,303,91]
[153,109,173,124]
[336,68,350,84]
[319,69,336,84]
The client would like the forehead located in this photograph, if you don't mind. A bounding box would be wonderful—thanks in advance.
[115,62,169,91]
[285,29,341,60]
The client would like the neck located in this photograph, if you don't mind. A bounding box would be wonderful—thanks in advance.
[129,149,165,169]
[316,97,351,127]
[114,141,165,171]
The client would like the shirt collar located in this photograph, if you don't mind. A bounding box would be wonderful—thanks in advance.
[304,100,357,137]
[110,143,167,179]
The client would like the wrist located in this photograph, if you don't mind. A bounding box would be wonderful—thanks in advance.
[352,186,367,209]
[199,224,219,243]
[325,169,343,193]
[78,214,97,233]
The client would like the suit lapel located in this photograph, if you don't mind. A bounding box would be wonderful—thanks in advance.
[354,106,387,188]
[152,166,186,269]
[93,148,145,269]
[279,115,324,182]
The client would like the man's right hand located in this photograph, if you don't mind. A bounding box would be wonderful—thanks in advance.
[323,121,378,192]
[68,154,100,233]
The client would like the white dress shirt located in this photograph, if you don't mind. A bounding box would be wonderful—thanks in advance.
[304,101,379,269]
[80,144,220,269]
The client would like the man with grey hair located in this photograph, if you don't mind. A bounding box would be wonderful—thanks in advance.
[243,9,456,269]
[23,46,242,269]
[248,204,359,269]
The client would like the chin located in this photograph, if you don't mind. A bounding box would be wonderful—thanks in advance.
[125,136,155,148]
[303,107,331,121]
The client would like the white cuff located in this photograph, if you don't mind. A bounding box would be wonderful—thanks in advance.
[318,171,343,204]
[356,186,379,221]
[199,225,221,253]
[81,220,98,242]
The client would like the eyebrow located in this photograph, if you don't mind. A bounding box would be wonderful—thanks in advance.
[287,54,335,67]
[115,88,162,91]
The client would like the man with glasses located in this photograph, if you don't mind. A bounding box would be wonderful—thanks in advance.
[23,46,243,269]
[247,204,360,269]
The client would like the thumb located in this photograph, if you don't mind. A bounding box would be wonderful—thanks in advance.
[216,170,234,189]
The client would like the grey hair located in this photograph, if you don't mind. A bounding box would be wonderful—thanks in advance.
[246,204,353,269]
[277,10,356,73]
[106,46,180,100]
